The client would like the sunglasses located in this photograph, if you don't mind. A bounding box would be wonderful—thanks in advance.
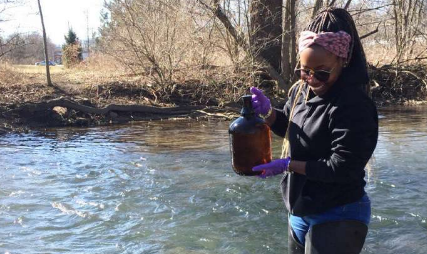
[294,67,334,83]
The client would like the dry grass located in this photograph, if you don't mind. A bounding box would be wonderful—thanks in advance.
[1,49,426,108]
[12,65,66,74]
[364,42,427,66]
[0,56,247,108]
[364,42,396,65]
[0,54,134,85]
[0,63,33,85]
[0,58,141,105]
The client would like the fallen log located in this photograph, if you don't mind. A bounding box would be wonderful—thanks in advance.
[7,98,205,116]
[0,98,239,128]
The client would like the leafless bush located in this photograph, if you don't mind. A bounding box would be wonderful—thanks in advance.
[94,0,427,101]
[99,0,213,84]
[62,44,83,68]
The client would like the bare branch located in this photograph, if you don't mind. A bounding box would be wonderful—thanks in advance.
[360,21,382,40]
[344,0,352,10]
[198,0,287,90]
[349,3,394,16]
[360,28,379,40]
[328,0,337,7]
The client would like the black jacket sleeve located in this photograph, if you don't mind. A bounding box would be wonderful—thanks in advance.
[270,85,298,137]
[270,106,290,137]
[305,99,378,183]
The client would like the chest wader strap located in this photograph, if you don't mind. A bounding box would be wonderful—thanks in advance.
[305,220,368,254]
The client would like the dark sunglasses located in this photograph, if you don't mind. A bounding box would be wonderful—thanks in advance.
[294,67,334,82]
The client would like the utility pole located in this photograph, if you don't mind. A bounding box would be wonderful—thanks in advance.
[37,0,53,86]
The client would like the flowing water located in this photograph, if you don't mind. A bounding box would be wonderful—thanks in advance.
[0,106,426,254]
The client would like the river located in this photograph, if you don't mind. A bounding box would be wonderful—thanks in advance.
[0,106,426,253]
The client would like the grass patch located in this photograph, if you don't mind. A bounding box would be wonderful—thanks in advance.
[12,65,66,74]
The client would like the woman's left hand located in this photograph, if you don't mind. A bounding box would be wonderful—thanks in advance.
[250,87,272,117]
[252,157,291,178]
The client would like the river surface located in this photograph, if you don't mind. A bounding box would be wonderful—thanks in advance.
[0,106,426,253]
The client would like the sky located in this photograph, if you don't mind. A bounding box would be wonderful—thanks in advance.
[0,0,105,46]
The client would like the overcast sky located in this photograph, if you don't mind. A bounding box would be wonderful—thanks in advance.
[0,0,104,45]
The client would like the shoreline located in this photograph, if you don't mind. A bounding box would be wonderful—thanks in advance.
[1,93,426,135]
[1,63,426,134]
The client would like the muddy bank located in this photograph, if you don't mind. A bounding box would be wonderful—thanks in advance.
[0,98,240,134]
[369,63,427,105]
[0,77,244,133]
[1,63,426,134]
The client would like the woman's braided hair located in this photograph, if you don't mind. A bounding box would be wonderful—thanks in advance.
[305,7,369,87]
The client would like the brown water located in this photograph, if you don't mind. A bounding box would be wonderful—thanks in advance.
[230,124,272,176]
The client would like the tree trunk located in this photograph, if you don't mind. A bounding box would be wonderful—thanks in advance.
[312,0,324,19]
[202,0,287,89]
[37,0,52,87]
[250,0,283,81]
[290,0,297,78]
[282,0,297,90]
[282,0,291,85]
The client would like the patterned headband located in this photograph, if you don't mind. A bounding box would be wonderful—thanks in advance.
[298,30,351,59]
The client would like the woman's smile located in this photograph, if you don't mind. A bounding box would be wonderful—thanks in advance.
[299,45,343,96]
[306,76,327,94]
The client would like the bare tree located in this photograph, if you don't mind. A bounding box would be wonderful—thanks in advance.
[198,0,287,89]
[0,33,25,58]
[37,0,52,86]
[100,0,204,84]
[0,0,19,21]
[0,0,25,58]
[250,0,282,74]
[282,0,297,90]
[312,0,324,18]
[392,0,426,63]
[94,0,427,97]
[2,32,55,63]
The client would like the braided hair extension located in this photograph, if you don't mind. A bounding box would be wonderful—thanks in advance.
[305,7,369,86]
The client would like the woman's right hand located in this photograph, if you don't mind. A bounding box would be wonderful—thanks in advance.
[250,87,272,117]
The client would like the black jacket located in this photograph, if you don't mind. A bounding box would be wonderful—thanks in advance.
[271,76,378,216]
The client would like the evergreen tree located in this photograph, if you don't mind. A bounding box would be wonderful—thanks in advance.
[64,28,78,45]
[62,28,83,67]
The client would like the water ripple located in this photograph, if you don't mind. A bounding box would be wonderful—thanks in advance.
[0,109,426,253]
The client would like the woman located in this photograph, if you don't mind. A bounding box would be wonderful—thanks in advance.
[250,8,378,254]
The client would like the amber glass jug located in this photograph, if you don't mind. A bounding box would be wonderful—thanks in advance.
[229,95,272,176]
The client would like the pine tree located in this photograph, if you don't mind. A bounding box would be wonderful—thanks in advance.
[62,28,83,67]
[64,28,78,45]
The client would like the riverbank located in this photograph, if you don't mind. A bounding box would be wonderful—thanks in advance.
[0,62,426,133]
[0,64,245,133]
[369,63,427,106]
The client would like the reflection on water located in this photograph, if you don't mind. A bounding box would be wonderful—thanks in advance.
[0,106,426,253]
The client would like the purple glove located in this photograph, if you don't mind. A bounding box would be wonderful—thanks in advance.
[252,157,291,179]
[250,87,271,117]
